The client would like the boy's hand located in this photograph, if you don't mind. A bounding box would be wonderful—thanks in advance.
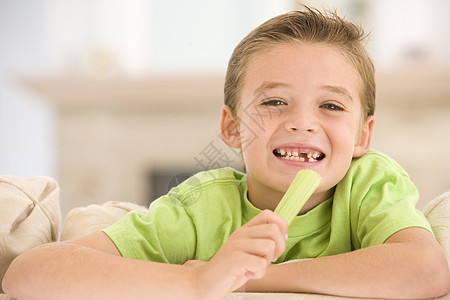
[188,209,288,299]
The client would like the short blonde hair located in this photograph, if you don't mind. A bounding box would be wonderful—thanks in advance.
[224,7,375,120]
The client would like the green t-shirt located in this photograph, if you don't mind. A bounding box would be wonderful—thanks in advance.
[103,150,432,264]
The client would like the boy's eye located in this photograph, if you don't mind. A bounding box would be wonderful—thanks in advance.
[261,99,286,106]
[320,103,345,111]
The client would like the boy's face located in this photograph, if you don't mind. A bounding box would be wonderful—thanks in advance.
[221,42,374,209]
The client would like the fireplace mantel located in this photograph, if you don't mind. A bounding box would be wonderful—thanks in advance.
[22,75,230,217]
[22,75,225,111]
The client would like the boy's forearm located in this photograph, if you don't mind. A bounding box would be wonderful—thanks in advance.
[246,235,449,298]
[2,242,197,300]
[3,211,288,300]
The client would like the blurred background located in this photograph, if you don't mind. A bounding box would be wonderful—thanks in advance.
[0,0,449,218]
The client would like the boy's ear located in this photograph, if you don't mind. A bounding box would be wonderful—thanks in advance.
[220,105,241,148]
[353,115,375,158]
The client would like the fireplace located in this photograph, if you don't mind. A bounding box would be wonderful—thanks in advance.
[23,75,245,217]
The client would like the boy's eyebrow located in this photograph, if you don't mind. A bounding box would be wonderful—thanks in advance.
[253,81,354,102]
[253,81,290,95]
[322,85,353,102]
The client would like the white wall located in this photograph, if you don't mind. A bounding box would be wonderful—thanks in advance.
[0,0,56,177]
[370,0,450,69]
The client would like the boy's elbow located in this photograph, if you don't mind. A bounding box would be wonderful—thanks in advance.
[2,257,24,297]
[426,265,450,298]
[2,272,14,297]
[2,249,40,298]
[420,245,450,298]
[430,261,450,298]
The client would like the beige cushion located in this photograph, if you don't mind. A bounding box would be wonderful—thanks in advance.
[0,294,14,300]
[423,191,450,270]
[60,201,148,241]
[225,293,350,299]
[0,176,60,293]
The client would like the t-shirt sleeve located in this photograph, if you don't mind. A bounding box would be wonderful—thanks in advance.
[103,195,197,264]
[345,151,433,248]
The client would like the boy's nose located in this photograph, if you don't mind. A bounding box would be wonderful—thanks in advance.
[283,108,318,133]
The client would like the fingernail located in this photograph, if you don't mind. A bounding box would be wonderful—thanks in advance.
[285,233,289,241]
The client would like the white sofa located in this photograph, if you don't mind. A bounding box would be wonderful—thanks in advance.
[1,175,449,299]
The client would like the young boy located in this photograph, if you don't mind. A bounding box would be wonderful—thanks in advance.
[3,7,449,300]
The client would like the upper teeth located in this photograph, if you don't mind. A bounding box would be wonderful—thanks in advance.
[275,148,323,162]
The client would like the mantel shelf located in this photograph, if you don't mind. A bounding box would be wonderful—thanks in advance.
[21,75,225,111]
[375,70,450,107]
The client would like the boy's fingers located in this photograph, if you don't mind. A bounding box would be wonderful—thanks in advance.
[219,248,269,280]
[244,209,289,235]
[233,224,286,261]
[207,242,272,292]
[241,253,270,279]
[210,209,288,288]
[227,237,278,264]
[239,210,289,259]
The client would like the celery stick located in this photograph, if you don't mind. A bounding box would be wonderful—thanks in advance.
[274,169,321,224]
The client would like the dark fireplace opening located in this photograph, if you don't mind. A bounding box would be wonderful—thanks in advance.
[148,169,196,204]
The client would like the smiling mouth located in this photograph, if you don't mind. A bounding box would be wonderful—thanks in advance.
[273,148,325,162]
